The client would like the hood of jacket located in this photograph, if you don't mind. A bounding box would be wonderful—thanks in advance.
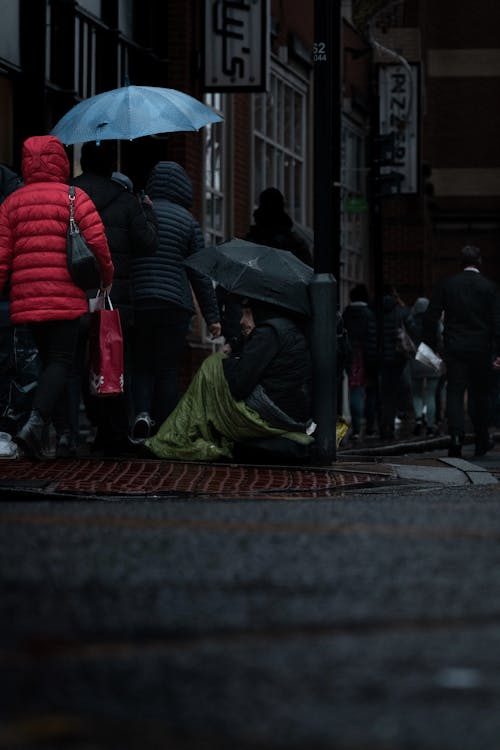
[145,161,192,209]
[22,135,70,185]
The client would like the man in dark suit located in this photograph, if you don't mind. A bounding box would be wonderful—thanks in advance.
[423,245,500,457]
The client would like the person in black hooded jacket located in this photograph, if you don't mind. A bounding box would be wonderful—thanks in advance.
[223,298,312,426]
[245,188,312,266]
[129,160,221,441]
[70,141,159,456]
[144,296,314,464]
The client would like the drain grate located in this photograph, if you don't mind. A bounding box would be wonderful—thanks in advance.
[0,458,393,498]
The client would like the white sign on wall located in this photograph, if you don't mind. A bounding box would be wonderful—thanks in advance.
[203,0,270,92]
[378,63,419,194]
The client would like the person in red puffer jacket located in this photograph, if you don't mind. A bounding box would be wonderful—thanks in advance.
[0,135,114,459]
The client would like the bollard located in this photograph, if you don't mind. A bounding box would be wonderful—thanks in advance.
[310,273,337,464]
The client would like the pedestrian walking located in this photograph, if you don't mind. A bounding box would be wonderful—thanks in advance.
[72,141,159,456]
[0,164,41,436]
[380,286,412,439]
[245,187,313,266]
[342,283,378,439]
[129,161,221,441]
[423,245,500,457]
[0,135,113,459]
[406,297,441,436]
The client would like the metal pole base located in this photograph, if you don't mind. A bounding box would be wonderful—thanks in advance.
[310,273,338,464]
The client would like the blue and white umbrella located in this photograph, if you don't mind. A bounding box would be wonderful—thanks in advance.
[51,84,223,145]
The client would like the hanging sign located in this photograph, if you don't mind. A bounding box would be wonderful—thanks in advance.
[203,0,270,92]
[378,63,420,194]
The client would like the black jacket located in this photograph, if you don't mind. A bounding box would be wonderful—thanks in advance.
[0,165,22,204]
[342,301,378,373]
[423,270,500,356]
[131,162,219,325]
[223,316,312,423]
[246,213,312,267]
[382,294,410,364]
[73,172,158,305]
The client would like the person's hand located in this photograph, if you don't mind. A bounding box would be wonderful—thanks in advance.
[100,283,112,295]
[208,322,222,339]
[493,356,500,370]
[141,194,153,208]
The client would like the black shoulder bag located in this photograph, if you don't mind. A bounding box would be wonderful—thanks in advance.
[66,185,101,291]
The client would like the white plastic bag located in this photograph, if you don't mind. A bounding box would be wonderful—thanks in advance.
[415,342,443,373]
[88,290,106,313]
[0,431,18,458]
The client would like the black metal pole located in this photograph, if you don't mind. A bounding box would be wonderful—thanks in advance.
[311,0,342,463]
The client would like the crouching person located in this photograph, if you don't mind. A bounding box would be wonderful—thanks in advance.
[145,297,315,463]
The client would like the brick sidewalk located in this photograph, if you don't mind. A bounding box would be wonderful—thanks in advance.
[0,456,396,499]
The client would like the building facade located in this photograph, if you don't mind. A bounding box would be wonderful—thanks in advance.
[2,1,498,334]
[372,0,500,301]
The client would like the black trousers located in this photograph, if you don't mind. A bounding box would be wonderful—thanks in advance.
[29,318,80,422]
[445,351,491,442]
[380,360,406,436]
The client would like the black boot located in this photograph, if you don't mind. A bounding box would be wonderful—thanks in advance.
[448,434,463,458]
[475,434,495,457]
[15,410,48,460]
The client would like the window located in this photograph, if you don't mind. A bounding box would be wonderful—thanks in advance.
[203,93,226,247]
[0,0,20,67]
[77,0,101,17]
[340,120,369,305]
[252,64,309,228]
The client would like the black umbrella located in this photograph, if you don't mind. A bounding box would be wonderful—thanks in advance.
[185,238,313,316]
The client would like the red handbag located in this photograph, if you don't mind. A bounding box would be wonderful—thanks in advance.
[88,293,124,396]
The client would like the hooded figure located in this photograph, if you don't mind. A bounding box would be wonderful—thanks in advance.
[129,161,221,439]
[0,135,113,458]
[246,187,312,266]
[72,141,158,456]
[74,141,158,310]
[144,295,314,463]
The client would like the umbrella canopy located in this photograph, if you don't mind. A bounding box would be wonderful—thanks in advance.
[185,238,314,316]
[51,85,223,145]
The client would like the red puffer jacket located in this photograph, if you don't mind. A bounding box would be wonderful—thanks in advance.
[0,135,113,324]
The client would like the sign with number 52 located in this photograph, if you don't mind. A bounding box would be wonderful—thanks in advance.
[313,42,327,62]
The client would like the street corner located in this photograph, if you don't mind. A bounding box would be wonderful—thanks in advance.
[390,456,499,487]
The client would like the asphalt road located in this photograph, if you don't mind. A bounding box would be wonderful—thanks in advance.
[2,467,500,749]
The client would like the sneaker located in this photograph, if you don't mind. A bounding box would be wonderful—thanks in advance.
[475,439,495,457]
[448,435,463,458]
[131,412,154,443]
[56,432,78,458]
[413,419,424,437]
